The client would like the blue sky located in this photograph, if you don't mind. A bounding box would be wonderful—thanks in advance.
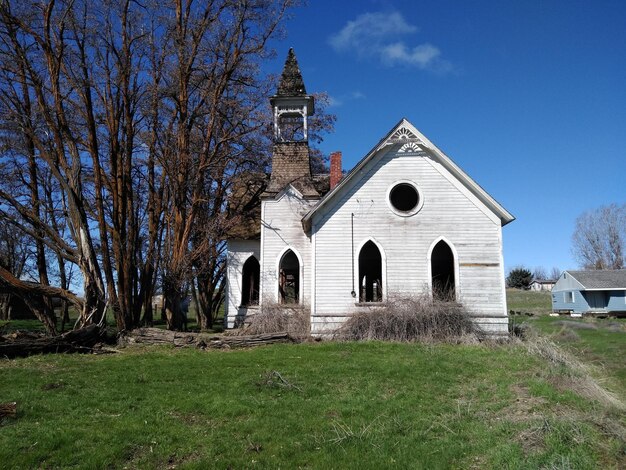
[266,0,626,274]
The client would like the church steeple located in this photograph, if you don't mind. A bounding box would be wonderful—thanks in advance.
[270,48,315,142]
[277,48,307,96]
[264,49,319,199]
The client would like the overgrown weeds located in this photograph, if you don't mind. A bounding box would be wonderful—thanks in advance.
[335,295,480,343]
[256,370,302,392]
[232,303,310,339]
[524,328,625,410]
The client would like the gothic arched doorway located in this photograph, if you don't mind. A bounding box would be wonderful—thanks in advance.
[359,241,383,302]
[279,250,300,304]
[431,240,456,301]
[241,256,260,306]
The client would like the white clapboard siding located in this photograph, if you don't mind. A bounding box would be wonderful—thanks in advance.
[311,147,508,333]
[224,239,260,328]
[260,186,317,307]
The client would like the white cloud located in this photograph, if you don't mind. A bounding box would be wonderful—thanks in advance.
[328,11,450,72]
[329,11,417,51]
[327,95,343,107]
[327,90,366,108]
[381,42,440,68]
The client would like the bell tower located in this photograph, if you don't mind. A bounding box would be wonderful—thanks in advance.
[264,49,319,199]
[270,48,315,142]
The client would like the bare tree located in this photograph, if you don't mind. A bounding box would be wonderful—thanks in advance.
[549,267,561,280]
[152,0,297,330]
[0,217,30,320]
[572,204,626,270]
[532,266,548,281]
[0,0,305,333]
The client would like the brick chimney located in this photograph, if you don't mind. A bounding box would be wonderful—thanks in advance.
[330,151,342,190]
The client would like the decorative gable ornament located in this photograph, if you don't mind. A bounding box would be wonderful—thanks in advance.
[398,142,422,153]
[382,126,424,152]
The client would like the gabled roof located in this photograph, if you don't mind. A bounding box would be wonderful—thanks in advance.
[565,270,626,290]
[302,118,515,231]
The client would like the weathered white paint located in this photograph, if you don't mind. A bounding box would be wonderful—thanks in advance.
[226,120,512,336]
[309,143,508,335]
[224,239,260,328]
[259,185,316,306]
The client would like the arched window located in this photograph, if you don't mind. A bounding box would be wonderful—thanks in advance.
[241,256,260,306]
[359,241,383,302]
[279,250,300,304]
[431,240,455,301]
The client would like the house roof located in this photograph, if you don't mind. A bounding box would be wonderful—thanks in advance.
[565,270,626,290]
[302,118,515,231]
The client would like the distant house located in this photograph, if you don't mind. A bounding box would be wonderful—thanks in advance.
[530,279,556,292]
[551,270,626,315]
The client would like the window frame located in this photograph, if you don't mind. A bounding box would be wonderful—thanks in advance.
[386,180,424,217]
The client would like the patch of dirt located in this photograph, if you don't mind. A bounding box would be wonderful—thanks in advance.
[501,384,548,423]
[41,382,64,391]
[515,420,548,455]
[163,452,200,469]
[168,411,216,427]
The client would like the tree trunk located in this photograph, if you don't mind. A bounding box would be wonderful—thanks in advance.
[120,327,294,348]
[0,324,105,358]
[163,279,184,331]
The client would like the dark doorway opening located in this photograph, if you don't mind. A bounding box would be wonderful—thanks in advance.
[241,256,260,306]
[359,241,383,302]
[431,240,455,301]
[279,250,300,304]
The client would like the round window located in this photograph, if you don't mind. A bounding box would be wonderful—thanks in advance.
[389,183,419,213]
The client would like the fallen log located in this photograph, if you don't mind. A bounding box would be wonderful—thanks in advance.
[119,327,295,349]
[0,324,104,359]
[207,332,294,349]
[0,402,17,419]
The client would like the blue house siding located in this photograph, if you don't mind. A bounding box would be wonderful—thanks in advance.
[552,289,589,313]
[552,289,626,313]
[551,271,626,314]
[607,290,626,311]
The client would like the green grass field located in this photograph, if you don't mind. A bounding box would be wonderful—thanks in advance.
[506,288,626,396]
[0,291,624,468]
[506,288,553,315]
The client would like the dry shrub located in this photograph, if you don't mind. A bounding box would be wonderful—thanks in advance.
[233,303,310,339]
[335,295,480,343]
[554,327,580,342]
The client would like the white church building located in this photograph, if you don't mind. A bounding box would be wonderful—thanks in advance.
[225,49,514,335]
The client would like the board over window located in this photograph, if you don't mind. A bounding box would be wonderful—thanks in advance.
[279,250,300,304]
